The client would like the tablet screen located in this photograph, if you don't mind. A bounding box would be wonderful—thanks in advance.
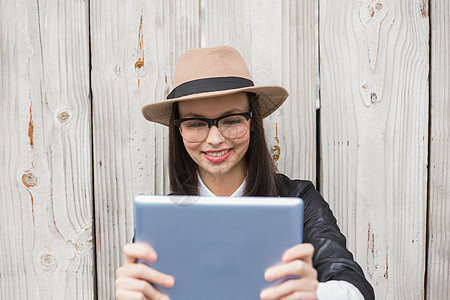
[134,195,304,300]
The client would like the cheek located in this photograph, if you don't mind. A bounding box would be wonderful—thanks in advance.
[232,131,251,150]
[183,139,201,154]
[182,140,202,165]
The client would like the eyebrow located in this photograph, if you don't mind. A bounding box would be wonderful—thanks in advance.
[181,108,248,118]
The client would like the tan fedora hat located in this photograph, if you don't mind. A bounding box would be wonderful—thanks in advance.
[141,46,289,126]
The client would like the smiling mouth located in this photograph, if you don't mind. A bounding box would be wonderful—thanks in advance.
[204,149,231,157]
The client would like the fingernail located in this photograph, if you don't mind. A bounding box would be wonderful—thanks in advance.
[260,290,270,300]
[149,253,157,261]
[165,277,174,286]
[265,270,273,280]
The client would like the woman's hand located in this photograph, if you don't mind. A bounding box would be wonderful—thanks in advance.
[115,243,175,300]
[260,243,318,300]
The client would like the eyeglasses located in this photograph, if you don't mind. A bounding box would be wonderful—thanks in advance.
[174,112,252,143]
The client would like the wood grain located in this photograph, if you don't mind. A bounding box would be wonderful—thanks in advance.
[427,0,450,298]
[204,0,317,183]
[319,0,429,298]
[0,0,94,299]
[1,0,443,298]
[90,0,200,297]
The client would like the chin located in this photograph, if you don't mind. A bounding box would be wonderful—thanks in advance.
[202,165,231,178]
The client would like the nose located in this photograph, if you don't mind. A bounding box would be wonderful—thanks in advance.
[205,125,225,144]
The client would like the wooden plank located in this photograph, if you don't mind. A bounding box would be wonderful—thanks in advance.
[427,0,450,298]
[90,0,200,298]
[0,0,94,299]
[204,0,317,183]
[319,0,429,298]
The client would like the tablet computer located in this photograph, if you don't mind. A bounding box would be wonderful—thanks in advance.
[134,195,304,300]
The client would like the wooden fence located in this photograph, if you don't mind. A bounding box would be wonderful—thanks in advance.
[1,0,448,299]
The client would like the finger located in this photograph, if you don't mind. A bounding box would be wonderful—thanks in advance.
[123,243,158,264]
[115,289,151,300]
[281,291,318,300]
[260,278,318,300]
[115,277,169,300]
[265,260,316,281]
[283,243,314,263]
[116,263,175,288]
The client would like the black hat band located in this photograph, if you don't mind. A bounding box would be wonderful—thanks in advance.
[167,76,254,100]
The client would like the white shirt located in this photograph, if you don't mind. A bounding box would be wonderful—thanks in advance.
[197,175,365,299]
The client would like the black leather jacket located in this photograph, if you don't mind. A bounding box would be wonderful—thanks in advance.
[277,173,374,299]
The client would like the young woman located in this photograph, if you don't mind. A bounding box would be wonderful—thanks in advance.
[115,46,374,300]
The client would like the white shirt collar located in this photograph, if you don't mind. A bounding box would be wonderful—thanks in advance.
[198,173,246,197]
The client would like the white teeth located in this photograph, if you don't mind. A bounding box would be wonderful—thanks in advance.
[206,149,230,157]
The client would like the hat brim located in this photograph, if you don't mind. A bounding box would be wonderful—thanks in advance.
[141,85,289,126]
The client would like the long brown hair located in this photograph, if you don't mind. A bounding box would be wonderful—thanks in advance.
[168,93,279,196]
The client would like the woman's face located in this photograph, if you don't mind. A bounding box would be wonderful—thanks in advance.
[177,93,251,181]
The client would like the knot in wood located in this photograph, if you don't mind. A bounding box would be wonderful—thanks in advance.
[370,92,378,103]
[39,253,57,273]
[271,145,281,162]
[22,170,38,188]
[56,108,73,125]
[420,2,429,18]
[75,226,93,252]
[114,64,122,76]
[135,58,146,75]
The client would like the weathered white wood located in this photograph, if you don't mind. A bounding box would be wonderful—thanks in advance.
[90,0,200,298]
[204,0,317,183]
[427,0,450,298]
[0,0,93,299]
[319,0,429,298]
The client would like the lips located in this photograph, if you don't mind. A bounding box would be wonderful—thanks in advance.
[202,149,232,163]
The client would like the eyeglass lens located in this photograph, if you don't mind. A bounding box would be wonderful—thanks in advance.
[180,115,249,142]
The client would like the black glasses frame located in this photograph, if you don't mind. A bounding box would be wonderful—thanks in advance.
[174,112,252,128]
